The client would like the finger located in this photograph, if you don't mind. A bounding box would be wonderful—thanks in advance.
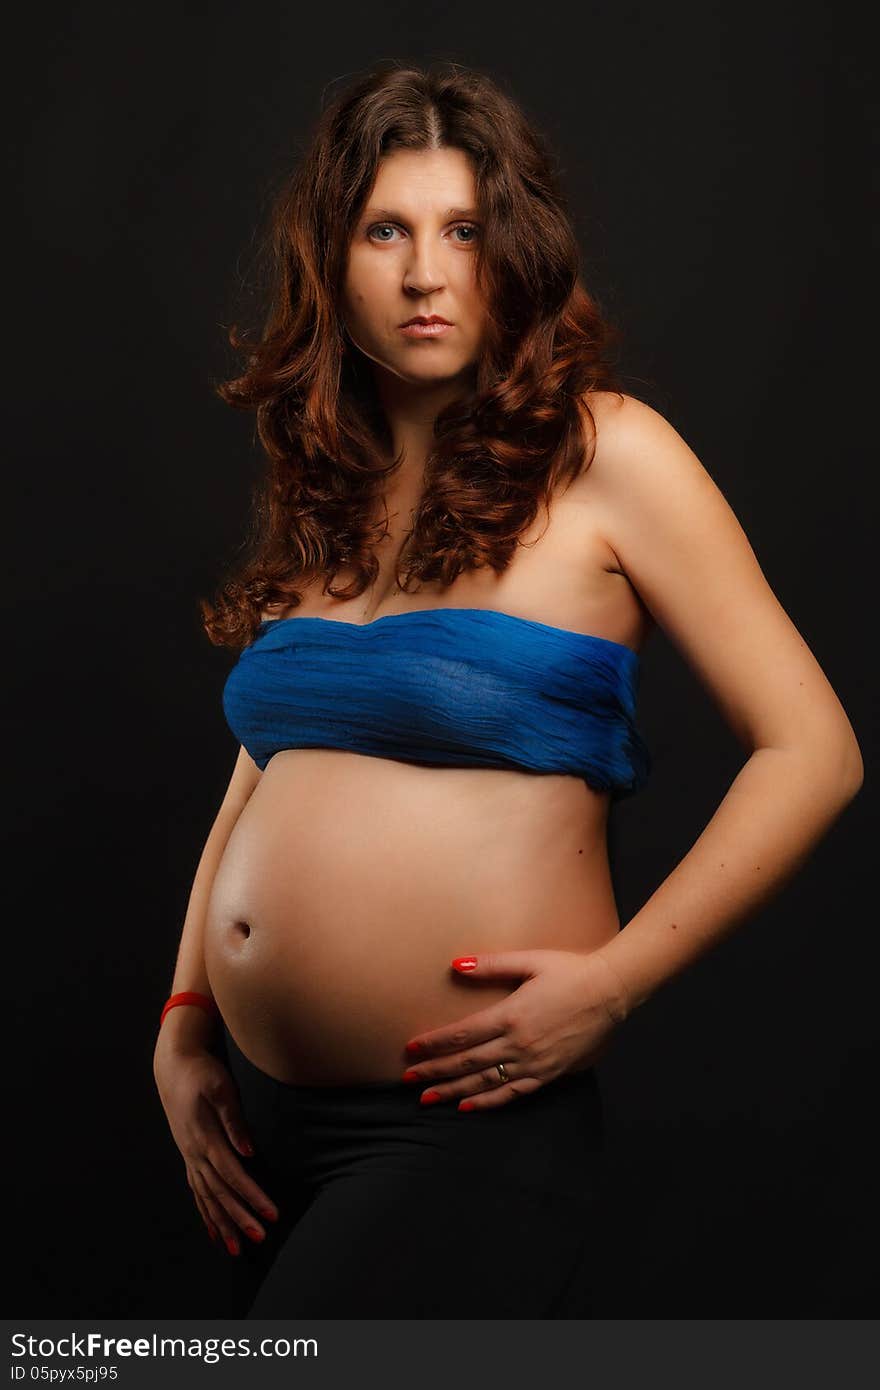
[449,949,547,980]
[415,1059,536,1105]
[403,1038,526,1086]
[192,1189,220,1246]
[209,1090,257,1159]
[192,1169,242,1257]
[187,1170,218,1243]
[198,1127,280,1224]
[457,1076,543,1110]
[193,1161,271,1256]
[197,1155,270,1247]
[404,1009,512,1060]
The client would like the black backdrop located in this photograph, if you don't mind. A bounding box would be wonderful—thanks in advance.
[7,0,875,1317]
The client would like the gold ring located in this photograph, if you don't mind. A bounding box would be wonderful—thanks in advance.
[496,1062,510,1084]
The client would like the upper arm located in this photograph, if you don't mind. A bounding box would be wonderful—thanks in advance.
[217,743,263,821]
[188,745,263,897]
[587,394,863,775]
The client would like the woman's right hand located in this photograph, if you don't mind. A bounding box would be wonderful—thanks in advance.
[153,1037,280,1256]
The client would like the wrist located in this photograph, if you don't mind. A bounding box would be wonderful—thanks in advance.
[157,993,220,1050]
[160,989,218,1028]
[588,948,632,1025]
[153,1014,217,1077]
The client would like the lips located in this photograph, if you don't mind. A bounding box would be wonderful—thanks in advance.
[399,315,453,327]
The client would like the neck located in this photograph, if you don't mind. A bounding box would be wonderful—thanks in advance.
[371,364,476,480]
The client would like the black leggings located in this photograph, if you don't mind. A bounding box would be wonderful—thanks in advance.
[218,1020,607,1319]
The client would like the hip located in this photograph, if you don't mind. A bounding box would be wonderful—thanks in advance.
[219,1020,606,1212]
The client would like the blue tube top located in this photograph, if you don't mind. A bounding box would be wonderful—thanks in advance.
[221,607,651,799]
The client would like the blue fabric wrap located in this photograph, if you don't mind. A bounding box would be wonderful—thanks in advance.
[221,608,651,800]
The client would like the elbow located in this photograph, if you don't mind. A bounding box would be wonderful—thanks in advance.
[841,739,865,800]
[766,730,865,806]
[818,731,864,805]
[832,717,865,799]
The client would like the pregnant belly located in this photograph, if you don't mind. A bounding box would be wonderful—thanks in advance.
[203,749,619,1084]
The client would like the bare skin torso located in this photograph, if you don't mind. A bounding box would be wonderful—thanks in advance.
[203,394,653,1083]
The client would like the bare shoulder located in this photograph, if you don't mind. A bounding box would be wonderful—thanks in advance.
[583,390,686,474]
[577,391,863,773]
[581,389,733,552]
[575,389,716,560]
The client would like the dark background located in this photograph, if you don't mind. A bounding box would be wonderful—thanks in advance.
[8,0,875,1317]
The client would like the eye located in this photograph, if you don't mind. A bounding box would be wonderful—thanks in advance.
[367,223,400,243]
[365,221,481,244]
[450,222,480,243]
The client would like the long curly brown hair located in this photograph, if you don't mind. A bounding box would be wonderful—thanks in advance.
[200,60,630,653]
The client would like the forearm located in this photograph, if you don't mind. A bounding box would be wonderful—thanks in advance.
[161,881,220,1051]
[594,743,863,1014]
[158,805,243,1053]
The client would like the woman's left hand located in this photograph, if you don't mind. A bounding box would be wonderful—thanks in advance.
[401,948,630,1110]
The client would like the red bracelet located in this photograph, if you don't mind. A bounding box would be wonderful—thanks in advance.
[160,991,220,1029]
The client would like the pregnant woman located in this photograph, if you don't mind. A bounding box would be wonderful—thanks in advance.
[152,63,863,1319]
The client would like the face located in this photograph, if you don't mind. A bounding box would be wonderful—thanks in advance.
[340,146,487,389]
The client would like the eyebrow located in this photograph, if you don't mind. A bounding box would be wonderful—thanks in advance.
[361,206,479,221]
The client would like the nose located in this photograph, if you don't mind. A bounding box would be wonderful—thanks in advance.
[402,235,445,297]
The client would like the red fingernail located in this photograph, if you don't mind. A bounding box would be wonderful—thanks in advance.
[451,956,478,971]
[240,1141,255,1157]
[259,1207,278,1222]
[244,1225,265,1243]
[401,1069,420,1082]
[421,1089,443,1105]
[206,1223,219,1242]
[459,1100,476,1111]
[405,1041,422,1055]
[225,1236,240,1257]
